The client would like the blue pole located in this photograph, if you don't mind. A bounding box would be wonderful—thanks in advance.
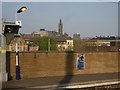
[16,43,20,80]
[16,65,20,80]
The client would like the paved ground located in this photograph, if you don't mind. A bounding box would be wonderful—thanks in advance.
[2,73,120,90]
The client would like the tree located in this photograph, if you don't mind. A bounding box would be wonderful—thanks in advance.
[33,37,58,51]
[73,40,85,52]
[49,37,58,51]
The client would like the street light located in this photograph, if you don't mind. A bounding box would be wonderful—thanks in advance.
[15,6,27,80]
[17,7,27,13]
[15,6,27,22]
[1,6,27,82]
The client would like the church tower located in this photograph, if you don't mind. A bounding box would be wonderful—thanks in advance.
[58,19,63,35]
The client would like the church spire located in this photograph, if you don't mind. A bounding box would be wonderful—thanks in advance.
[60,18,62,24]
[58,18,63,35]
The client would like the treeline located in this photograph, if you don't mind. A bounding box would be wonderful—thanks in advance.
[33,36,85,52]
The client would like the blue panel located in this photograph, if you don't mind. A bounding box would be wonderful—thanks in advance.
[77,54,84,70]
[16,65,20,80]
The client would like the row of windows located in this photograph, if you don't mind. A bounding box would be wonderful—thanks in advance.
[86,43,110,46]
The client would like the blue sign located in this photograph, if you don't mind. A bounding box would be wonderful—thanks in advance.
[76,54,85,70]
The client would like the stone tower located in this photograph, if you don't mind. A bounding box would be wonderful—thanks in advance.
[58,19,63,35]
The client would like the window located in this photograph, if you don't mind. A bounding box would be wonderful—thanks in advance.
[68,42,69,45]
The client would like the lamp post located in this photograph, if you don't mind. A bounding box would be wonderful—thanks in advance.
[1,7,27,81]
[15,6,27,80]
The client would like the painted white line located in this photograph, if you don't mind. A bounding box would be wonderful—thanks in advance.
[61,81,120,89]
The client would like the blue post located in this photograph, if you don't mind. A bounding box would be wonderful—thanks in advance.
[16,65,20,80]
[16,43,20,80]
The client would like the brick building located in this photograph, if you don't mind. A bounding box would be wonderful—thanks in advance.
[56,36,73,51]
[7,35,39,52]
[85,36,120,52]
[7,34,74,52]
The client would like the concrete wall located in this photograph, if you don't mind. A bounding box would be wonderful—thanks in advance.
[6,52,118,80]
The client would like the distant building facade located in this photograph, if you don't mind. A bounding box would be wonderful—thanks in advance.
[73,33,80,40]
[85,36,120,52]
[56,36,73,51]
[32,29,48,37]
[7,35,39,52]
[7,18,74,52]
[31,19,66,37]
[7,34,74,52]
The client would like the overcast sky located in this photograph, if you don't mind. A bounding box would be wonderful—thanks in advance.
[1,2,119,37]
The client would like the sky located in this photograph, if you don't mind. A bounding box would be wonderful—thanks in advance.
[1,1,119,38]
[1,0,120,2]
